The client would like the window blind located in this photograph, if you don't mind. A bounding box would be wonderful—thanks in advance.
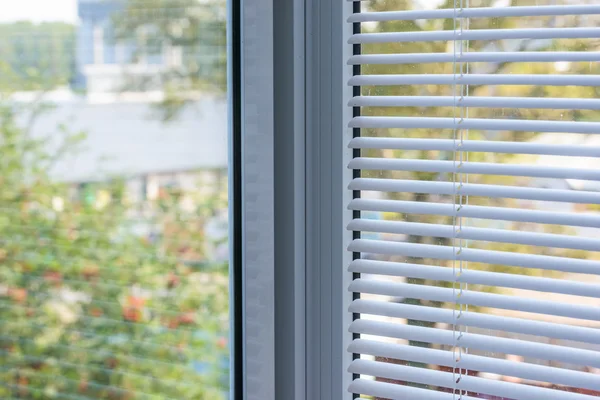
[346,2,600,399]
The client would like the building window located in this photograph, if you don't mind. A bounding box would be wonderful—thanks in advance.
[92,23,104,64]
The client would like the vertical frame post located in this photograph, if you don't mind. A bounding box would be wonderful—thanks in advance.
[235,0,276,398]
[306,0,354,399]
[231,0,306,398]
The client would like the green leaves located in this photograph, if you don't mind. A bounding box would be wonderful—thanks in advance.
[0,100,228,398]
[111,0,227,121]
[0,22,75,92]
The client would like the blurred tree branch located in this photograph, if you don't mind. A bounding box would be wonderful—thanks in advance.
[112,0,226,121]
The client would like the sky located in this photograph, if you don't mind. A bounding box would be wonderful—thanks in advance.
[0,0,77,23]
[1,0,445,23]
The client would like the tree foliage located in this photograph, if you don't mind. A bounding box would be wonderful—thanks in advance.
[0,5,230,398]
[112,0,227,121]
[0,22,76,91]
[0,102,229,399]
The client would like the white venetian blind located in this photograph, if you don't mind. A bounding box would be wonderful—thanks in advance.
[346,2,600,399]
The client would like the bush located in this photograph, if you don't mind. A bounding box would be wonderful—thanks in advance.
[0,101,229,399]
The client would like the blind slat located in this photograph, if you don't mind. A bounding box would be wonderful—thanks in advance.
[348,219,600,251]
[350,300,600,344]
[349,198,600,228]
[349,259,600,299]
[349,74,600,87]
[350,95,600,110]
[350,339,600,392]
[349,52,600,65]
[349,137,600,157]
[349,116,600,134]
[349,157,600,181]
[349,319,600,368]
[350,279,600,321]
[348,239,600,275]
[349,178,600,203]
[348,137,600,157]
[350,28,600,44]
[348,378,479,400]
[349,359,598,400]
[348,5,600,21]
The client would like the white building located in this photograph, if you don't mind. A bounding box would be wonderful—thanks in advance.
[534,132,600,193]
[23,92,228,200]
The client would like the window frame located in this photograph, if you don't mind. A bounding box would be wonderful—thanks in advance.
[230,0,279,397]
[234,1,600,399]
[305,1,354,399]
[230,0,306,398]
[232,0,352,399]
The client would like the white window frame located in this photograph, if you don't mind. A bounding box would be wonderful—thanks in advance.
[232,0,352,399]
[305,1,354,399]
[233,1,600,399]
[93,23,105,64]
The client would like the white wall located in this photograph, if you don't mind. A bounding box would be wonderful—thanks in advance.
[23,94,228,183]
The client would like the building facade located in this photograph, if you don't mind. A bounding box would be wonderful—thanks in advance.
[75,0,180,92]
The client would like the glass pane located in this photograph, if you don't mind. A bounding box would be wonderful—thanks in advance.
[0,0,229,399]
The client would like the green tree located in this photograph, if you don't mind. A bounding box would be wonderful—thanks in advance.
[0,7,230,398]
[0,99,229,399]
[0,22,76,91]
[0,101,229,399]
[112,0,227,121]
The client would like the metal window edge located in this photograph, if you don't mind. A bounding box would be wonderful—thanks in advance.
[306,0,354,399]
[233,0,352,398]
[232,0,308,399]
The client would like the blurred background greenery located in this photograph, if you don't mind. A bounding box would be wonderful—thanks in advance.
[0,0,229,398]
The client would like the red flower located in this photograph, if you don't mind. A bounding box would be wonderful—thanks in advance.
[43,271,62,286]
[9,288,27,304]
[105,358,119,369]
[178,312,196,325]
[167,272,180,289]
[78,379,88,393]
[127,296,146,308]
[166,318,180,329]
[82,265,99,281]
[122,296,146,322]
[90,307,103,317]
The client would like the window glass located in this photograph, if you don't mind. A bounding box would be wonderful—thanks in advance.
[0,1,229,398]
